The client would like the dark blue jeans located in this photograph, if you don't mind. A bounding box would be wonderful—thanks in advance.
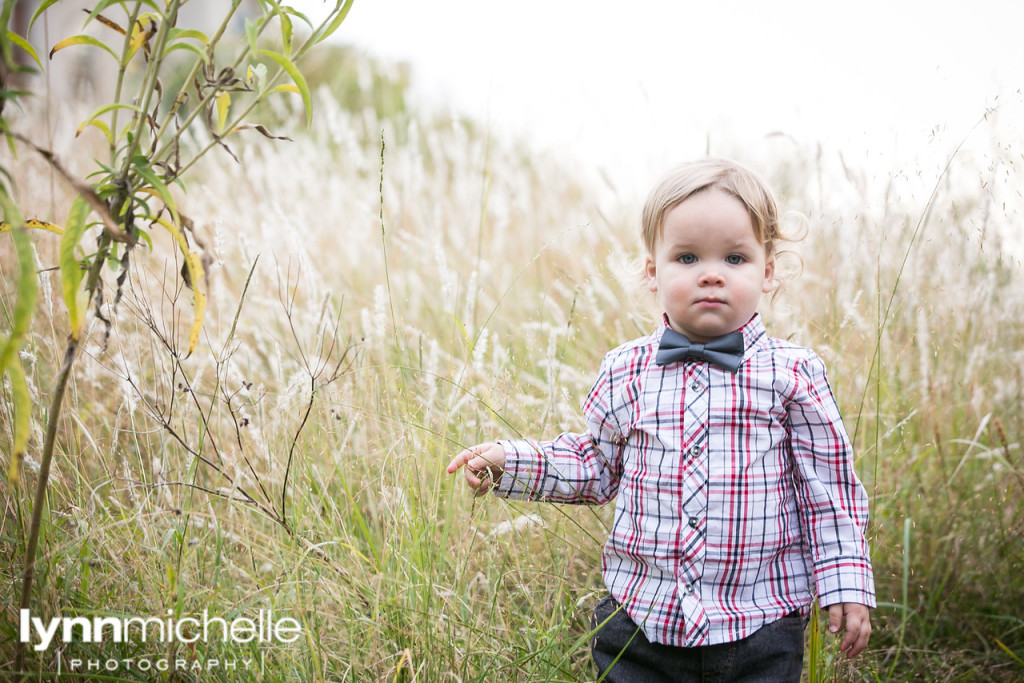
[590,595,805,682]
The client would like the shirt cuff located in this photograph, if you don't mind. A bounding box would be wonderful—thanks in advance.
[493,439,546,500]
[814,556,877,608]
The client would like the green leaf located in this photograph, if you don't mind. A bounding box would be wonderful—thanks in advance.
[132,156,179,226]
[0,195,36,489]
[5,357,31,486]
[256,49,312,127]
[308,0,355,48]
[6,30,42,69]
[0,191,36,377]
[280,11,293,56]
[77,102,144,139]
[28,0,62,32]
[49,34,119,62]
[165,40,208,64]
[166,28,210,64]
[59,196,91,340]
[167,28,210,46]
[244,17,258,54]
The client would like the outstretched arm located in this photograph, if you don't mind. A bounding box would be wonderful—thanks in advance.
[447,442,506,496]
[447,346,632,503]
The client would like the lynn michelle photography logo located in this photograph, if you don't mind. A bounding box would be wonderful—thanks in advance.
[19,607,302,675]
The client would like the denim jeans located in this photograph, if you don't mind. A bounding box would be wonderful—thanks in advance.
[590,595,805,683]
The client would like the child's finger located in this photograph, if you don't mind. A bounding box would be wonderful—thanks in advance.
[840,606,871,659]
[826,604,843,634]
[464,457,498,494]
[446,448,477,474]
[463,466,483,492]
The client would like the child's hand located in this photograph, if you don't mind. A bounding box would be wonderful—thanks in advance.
[825,602,871,659]
[447,442,506,496]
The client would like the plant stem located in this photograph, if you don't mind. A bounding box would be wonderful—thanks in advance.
[120,1,179,171]
[12,229,112,676]
[12,336,78,677]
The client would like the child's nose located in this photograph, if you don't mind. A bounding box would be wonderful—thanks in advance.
[698,268,725,286]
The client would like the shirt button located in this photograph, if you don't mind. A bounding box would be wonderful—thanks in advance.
[690,382,701,392]
[689,517,699,528]
[689,444,702,456]
[685,584,695,595]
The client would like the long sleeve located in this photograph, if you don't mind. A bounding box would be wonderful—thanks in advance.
[786,352,876,608]
[494,351,631,505]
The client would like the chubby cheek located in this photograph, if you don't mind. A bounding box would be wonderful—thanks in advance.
[660,275,696,303]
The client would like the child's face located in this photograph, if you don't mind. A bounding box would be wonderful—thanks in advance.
[645,188,774,342]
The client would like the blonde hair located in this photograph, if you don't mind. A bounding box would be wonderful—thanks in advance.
[641,158,784,259]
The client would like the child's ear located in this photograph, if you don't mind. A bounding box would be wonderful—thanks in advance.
[762,257,776,294]
[645,256,658,292]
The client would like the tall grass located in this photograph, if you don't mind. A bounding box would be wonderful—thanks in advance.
[2,55,1023,680]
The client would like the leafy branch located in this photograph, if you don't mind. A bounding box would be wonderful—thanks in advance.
[0,1,355,676]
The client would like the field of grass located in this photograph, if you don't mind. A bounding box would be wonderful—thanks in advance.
[2,49,1024,681]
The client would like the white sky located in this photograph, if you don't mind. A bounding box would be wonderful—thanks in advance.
[293,0,1024,195]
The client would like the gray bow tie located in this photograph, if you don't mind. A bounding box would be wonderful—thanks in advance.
[655,328,745,373]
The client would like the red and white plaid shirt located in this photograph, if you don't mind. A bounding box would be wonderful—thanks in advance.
[496,313,875,647]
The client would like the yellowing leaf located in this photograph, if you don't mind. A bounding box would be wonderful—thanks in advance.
[49,34,118,62]
[76,118,113,144]
[153,217,207,354]
[125,13,158,61]
[993,637,1024,666]
[1,219,63,235]
[216,92,231,135]
[184,252,207,354]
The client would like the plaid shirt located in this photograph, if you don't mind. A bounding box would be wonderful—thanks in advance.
[496,313,875,647]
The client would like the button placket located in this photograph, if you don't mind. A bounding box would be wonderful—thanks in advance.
[677,362,710,643]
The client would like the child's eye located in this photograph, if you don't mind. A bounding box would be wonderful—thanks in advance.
[725,254,746,265]
[678,254,697,264]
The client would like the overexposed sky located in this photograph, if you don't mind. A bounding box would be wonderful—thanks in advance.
[293,0,1024,194]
